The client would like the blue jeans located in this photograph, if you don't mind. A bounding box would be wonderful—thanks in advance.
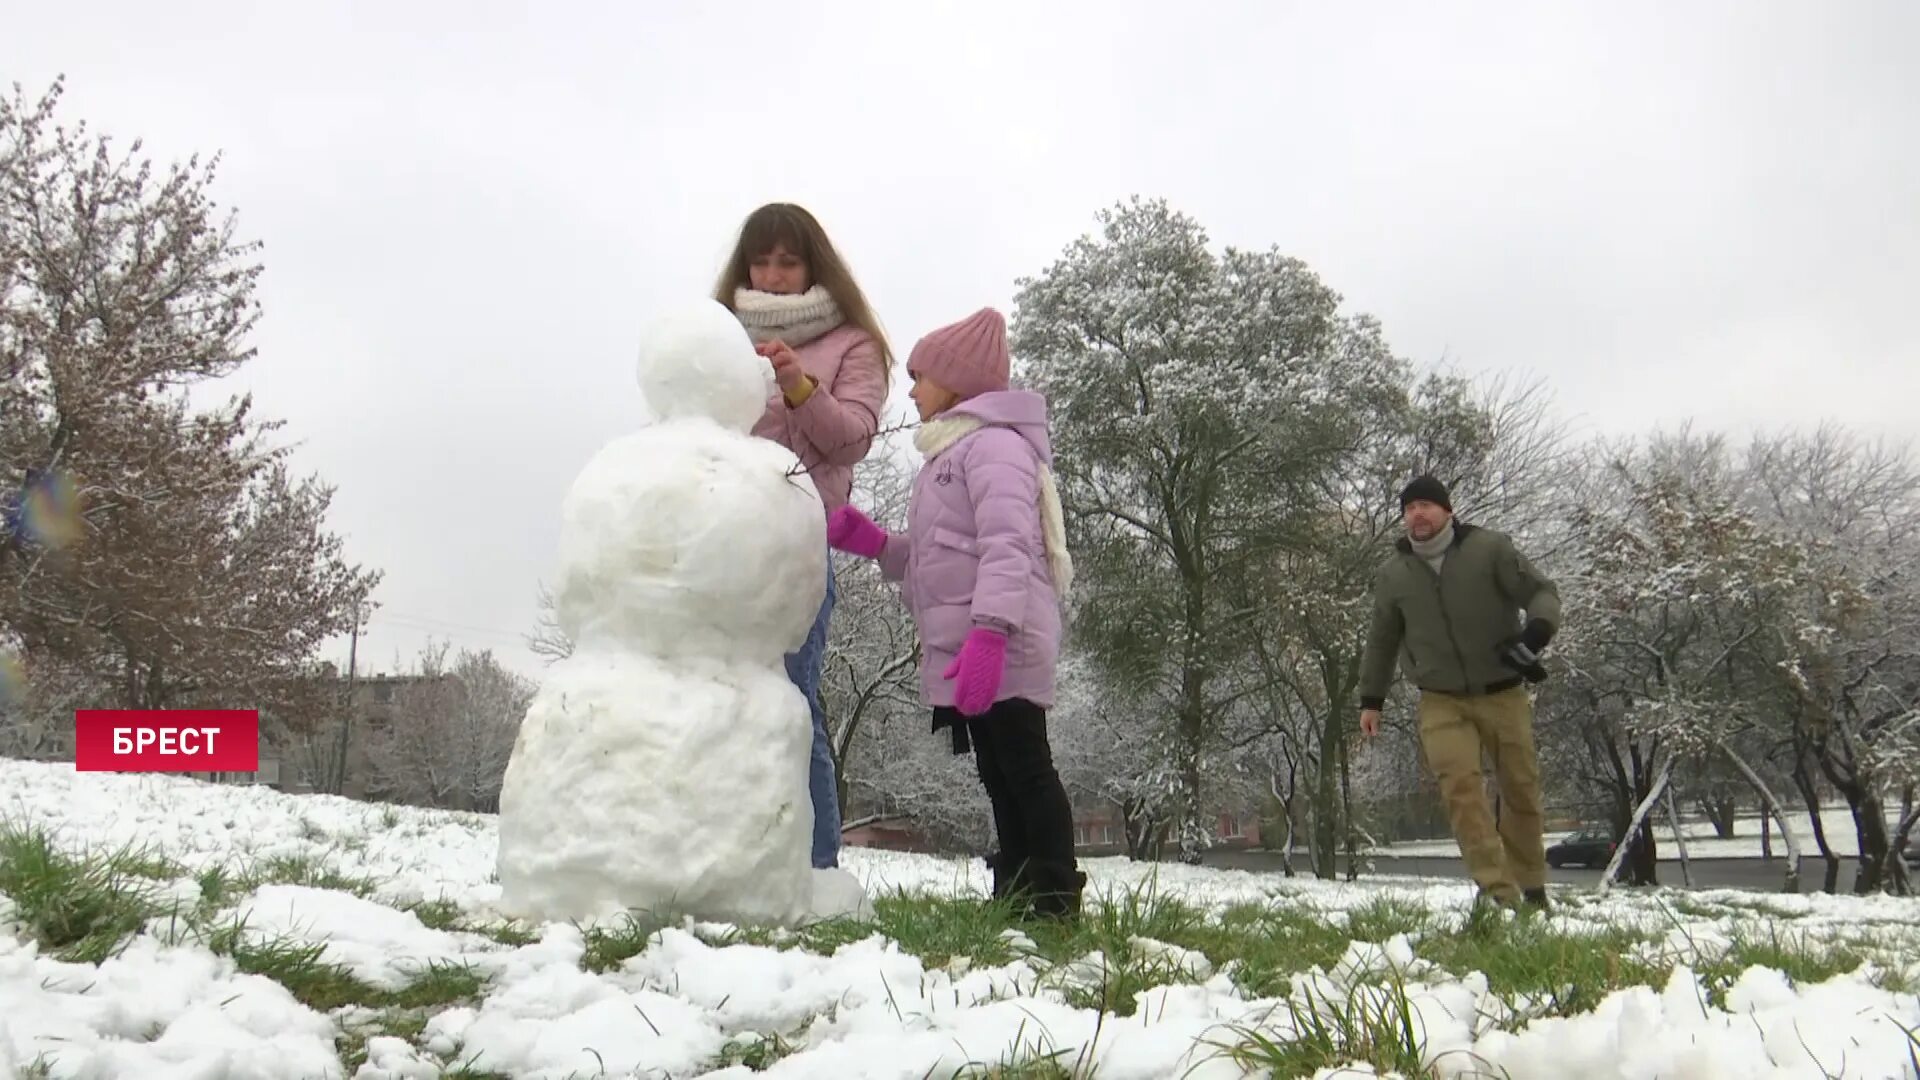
[784,556,840,868]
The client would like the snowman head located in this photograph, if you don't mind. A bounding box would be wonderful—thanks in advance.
[634,300,774,432]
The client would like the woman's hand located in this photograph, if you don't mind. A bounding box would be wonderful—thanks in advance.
[756,340,808,394]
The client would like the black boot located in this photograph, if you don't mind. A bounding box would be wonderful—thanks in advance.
[985,851,1035,914]
[1026,860,1087,921]
[1522,887,1551,913]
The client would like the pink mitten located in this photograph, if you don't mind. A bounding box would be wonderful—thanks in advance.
[826,505,887,559]
[942,628,1008,717]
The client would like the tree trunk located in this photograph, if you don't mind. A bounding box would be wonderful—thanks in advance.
[1339,727,1360,882]
[1600,758,1673,895]
[1793,758,1842,893]
[1270,771,1297,878]
[1843,785,1894,894]
[1313,708,1340,880]
[1665,785,1694,888]
[1723,745,1801,893]
[1696,793,1739,840]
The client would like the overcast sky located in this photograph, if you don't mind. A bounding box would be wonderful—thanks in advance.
[10,1,1917,677]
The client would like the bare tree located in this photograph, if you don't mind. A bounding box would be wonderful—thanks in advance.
[821,497,925,821]
[362,643,534,812]
[527,582,573,664]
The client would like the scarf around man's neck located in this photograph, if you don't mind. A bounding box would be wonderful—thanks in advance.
[1409,519,1456,572]
[732,286,844,348]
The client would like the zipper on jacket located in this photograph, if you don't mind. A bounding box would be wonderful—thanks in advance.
[1421,558,1472,693]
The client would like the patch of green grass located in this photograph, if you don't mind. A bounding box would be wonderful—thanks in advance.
[1345,896,1434,943]
[402,897,463,932]
[196,864,240,908]
[1417,916,1661,1018]
[243,853,380,898]
[0,823,168,963]
[580,910,674,973]
[204,917,380,1010]
[1187,904,1356,998]
[202,915,491,1012]
[385,960,487,1009]
[865,893,1027,968]
[1206,972,1488,1080]
[1023,881,1215,1017]
[1690,922,1878,1006]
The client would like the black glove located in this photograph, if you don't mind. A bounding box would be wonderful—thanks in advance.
[1498,635,1549,683]
[1520,618,1555,654]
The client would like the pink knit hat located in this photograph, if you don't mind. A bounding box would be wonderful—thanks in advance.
[906,308,1009,400]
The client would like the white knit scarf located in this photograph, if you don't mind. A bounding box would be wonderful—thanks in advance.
[1410,519,1456,573]
[732,286,844,348]
[915,417,1075,598]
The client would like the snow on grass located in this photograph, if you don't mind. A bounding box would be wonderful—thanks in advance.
[1,757,1918,1079]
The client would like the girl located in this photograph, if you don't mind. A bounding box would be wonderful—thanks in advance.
[825,308,1084,918]
[716,203,891,870]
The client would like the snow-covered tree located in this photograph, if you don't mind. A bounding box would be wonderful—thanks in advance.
[1741,428,1920,894]
[0,77,378,722]
[1010,197,1408,857]
[1548,434,1809,887]
[362,644,534,812]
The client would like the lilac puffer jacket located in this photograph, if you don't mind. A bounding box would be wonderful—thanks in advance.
[878,391,1064,709]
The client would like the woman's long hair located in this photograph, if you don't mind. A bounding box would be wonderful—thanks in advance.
[714,203,894,387]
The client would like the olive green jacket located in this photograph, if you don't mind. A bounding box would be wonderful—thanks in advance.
[1358,522,1561,708]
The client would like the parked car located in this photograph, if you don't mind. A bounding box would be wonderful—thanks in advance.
[1546,826,1618,869]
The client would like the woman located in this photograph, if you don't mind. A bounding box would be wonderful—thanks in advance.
[715,203,891,869]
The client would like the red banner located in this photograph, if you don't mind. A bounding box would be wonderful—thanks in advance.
[74,710,260,772]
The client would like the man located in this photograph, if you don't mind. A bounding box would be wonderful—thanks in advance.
[1358,475,1561,910]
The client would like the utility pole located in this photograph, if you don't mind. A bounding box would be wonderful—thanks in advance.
[331,605,362,795]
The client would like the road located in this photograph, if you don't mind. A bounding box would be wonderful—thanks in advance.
[1198,848,1866,893]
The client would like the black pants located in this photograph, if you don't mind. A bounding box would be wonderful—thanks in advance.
[933,698,1077,875]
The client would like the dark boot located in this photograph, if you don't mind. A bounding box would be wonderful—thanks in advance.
[1522,886,1551,913]
[1026,860,1087,921]
[985,851,1036,915]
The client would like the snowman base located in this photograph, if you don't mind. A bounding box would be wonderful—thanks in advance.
[495,651,869,928]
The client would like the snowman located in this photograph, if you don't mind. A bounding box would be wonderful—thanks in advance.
[495,299,868,927]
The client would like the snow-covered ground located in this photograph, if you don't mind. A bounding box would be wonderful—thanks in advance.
[3,758,1918,1079]
[1373,806,1903,860]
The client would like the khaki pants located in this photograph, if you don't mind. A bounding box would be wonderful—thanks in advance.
[1418,687,1546,903]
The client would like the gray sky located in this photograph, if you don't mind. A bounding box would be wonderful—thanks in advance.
[11,1,1917,676]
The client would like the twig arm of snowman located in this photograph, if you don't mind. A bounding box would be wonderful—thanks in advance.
[781,337,888,466]
[964,433,1041,633]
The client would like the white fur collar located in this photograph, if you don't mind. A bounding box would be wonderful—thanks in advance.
[914,415,983,459]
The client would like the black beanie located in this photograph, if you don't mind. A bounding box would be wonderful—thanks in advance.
[1400,475,1452,512]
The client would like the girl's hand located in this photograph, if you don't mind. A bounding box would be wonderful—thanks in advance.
[756,340,807,393]
[827,505,887,559]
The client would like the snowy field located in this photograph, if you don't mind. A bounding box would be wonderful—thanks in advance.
[2,759,1918,1079]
